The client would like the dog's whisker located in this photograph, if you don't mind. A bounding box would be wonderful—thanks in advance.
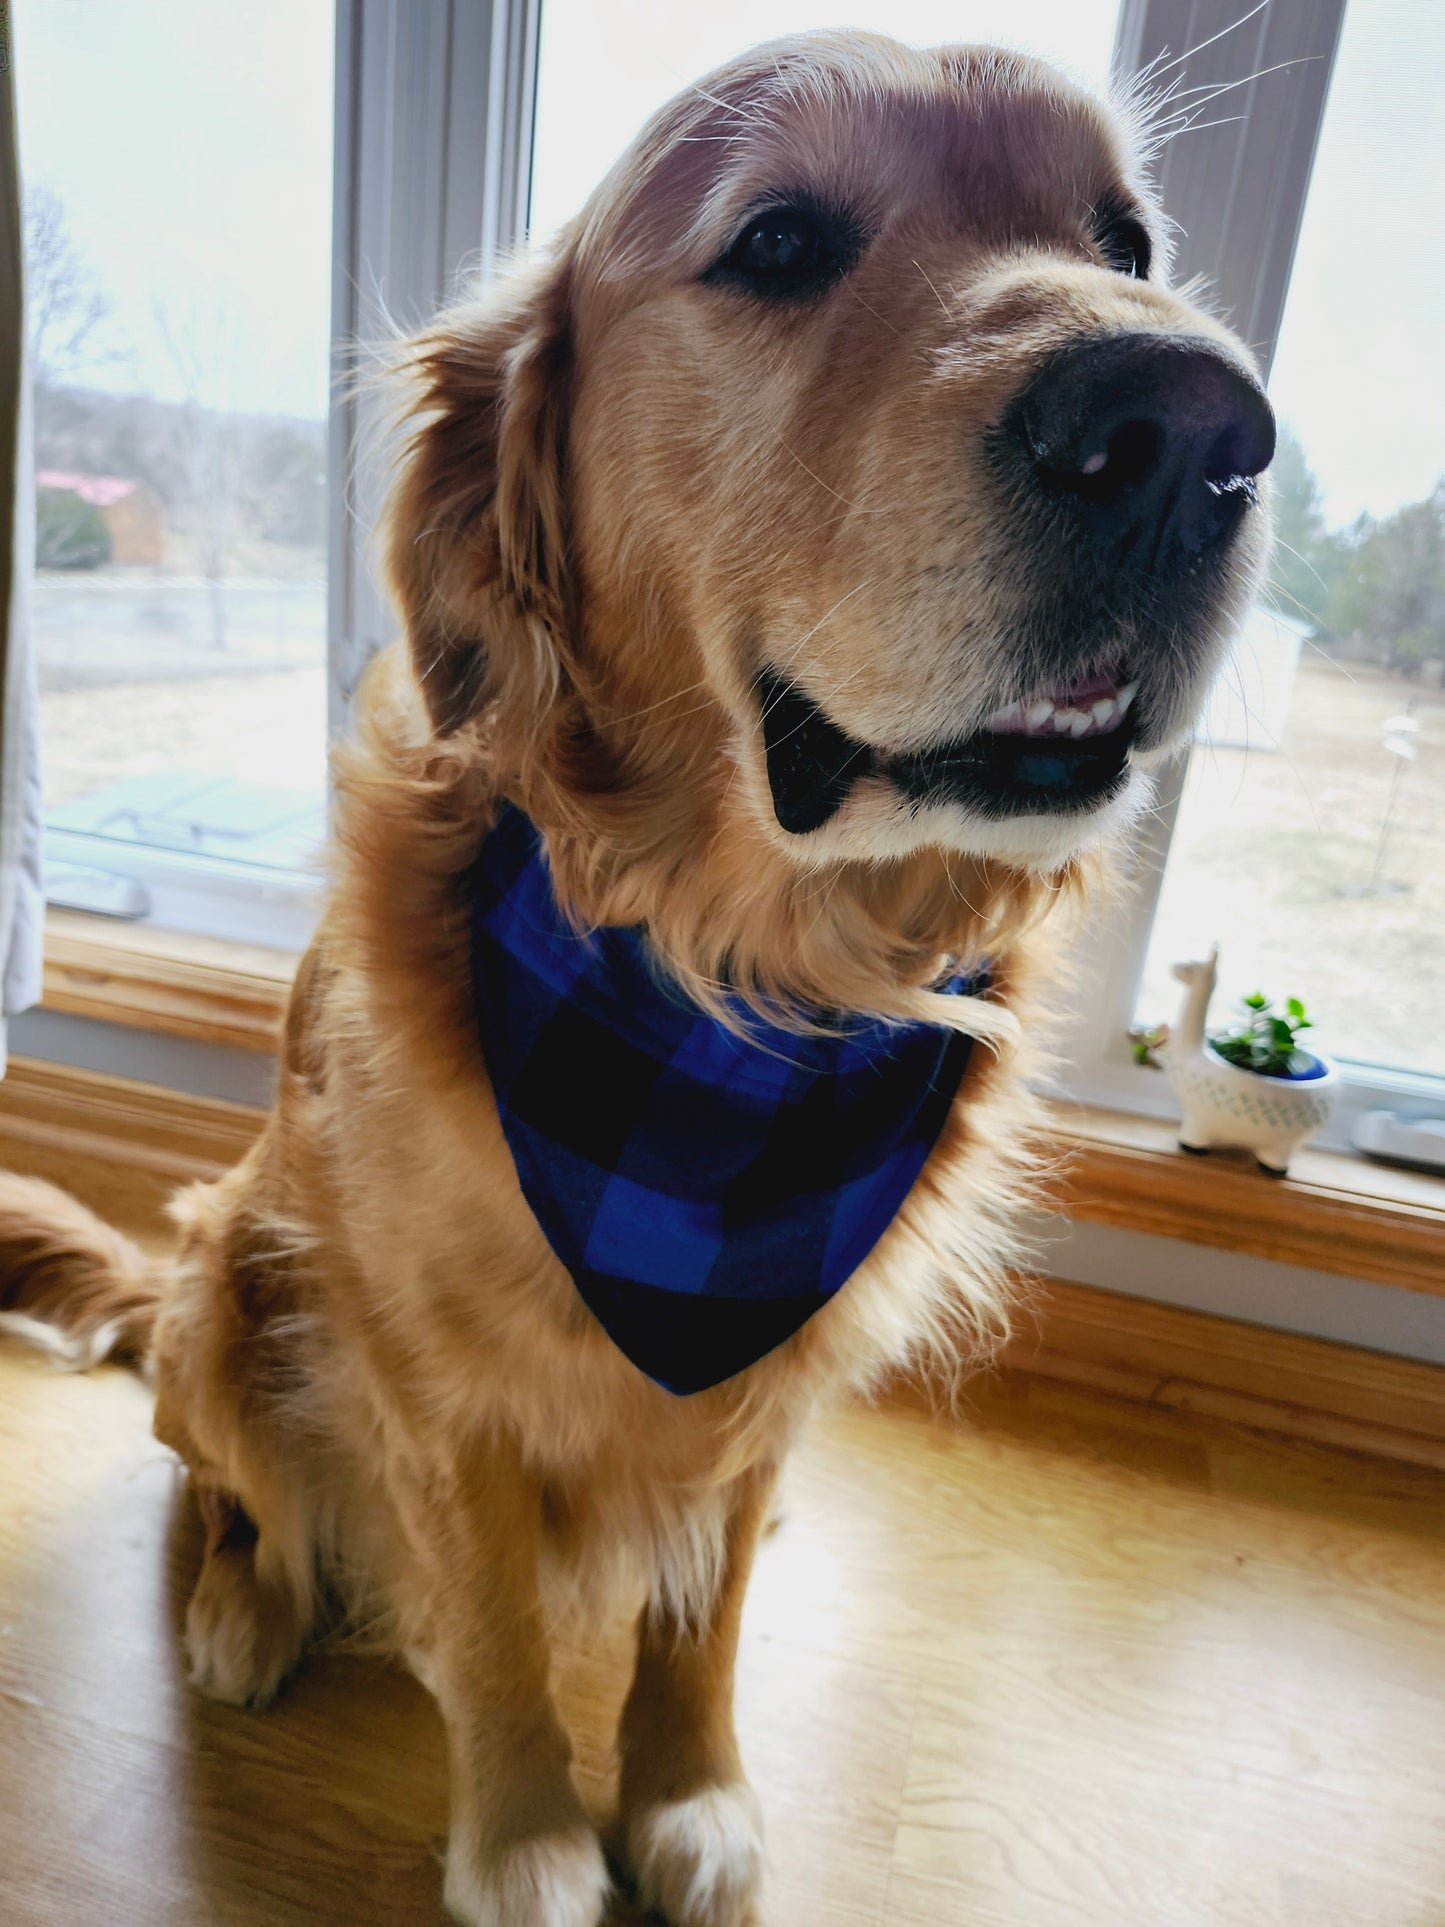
[1156,113,1249,144]
[1149,56,1322,128]
[605,677,716,728]
[1267,535,1332,601]
[1144,0,1275,83]
[753,584,876,733]
[773,440,873,514]
[911,258,952,320]
[689,86,749,121]
[843,279,904,338]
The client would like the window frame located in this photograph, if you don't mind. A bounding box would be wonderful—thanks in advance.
[328,0,542,738]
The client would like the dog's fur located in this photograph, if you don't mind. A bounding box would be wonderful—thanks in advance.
[0,35,1270,1927]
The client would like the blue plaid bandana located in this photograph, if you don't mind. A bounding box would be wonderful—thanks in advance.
[469,806,982,1395]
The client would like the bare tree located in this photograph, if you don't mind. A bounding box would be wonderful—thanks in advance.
[155,304,248,649]
[23,185,126,412]
[242,420,327,549]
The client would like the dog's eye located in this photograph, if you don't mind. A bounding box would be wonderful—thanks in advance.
[733,209,826,277]
[708,204,857,299]
[1096,214,1152,281]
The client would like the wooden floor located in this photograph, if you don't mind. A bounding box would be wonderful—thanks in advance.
[4,1346,1445,1926]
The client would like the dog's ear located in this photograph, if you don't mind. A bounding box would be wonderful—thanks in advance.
[385,259,573,745]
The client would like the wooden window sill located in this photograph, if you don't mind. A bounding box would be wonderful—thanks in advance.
[41,908,296,1053]
[1050,1102,1445,1298]
[33,913,1445,1294]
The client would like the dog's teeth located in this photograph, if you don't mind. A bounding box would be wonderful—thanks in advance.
[1068,709,1094,737]
[1091,696,1118,728]
[987,700,1024,730]
[1026,700,1056,729]
[1052,707,1083,734]
[1117,681,1140,715]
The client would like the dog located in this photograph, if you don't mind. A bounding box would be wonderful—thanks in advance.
[0,32,1273,1927]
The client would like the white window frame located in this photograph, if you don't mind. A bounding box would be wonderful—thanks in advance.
[328,0,541,733]
[41,0,1445,1145]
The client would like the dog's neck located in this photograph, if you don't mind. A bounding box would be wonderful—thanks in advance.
[510,734,1056,1037]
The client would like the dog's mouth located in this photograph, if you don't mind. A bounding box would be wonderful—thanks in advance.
[757,668,1142,836]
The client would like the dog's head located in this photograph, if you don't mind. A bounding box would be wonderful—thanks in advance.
[387,32,1272,948]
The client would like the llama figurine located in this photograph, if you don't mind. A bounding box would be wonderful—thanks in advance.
[1163,948,1337,1177]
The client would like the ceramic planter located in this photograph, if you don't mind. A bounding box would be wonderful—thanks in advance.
[1162,950,1338,1176]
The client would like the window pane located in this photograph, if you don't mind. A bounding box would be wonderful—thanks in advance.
[1139,0,1445,1079]
[531,2,1120,243]
[20,0,333,876]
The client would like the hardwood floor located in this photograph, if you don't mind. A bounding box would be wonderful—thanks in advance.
[3,1344,1444,1926]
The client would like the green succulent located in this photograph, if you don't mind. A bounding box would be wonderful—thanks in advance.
[1210,992,1316,1078]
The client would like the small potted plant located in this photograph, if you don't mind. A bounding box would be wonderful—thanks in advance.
[1159,947,1338,1176]
[1210,990,1321,1079]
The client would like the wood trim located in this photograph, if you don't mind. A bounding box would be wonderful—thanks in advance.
[41,909,294,1053]
[1050,1103,1445,1300]
[0,1056,266,1230]
[1002,1275,1445,1474]
[2,1057,1443,1468]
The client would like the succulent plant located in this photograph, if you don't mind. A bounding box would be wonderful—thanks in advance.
[1209,991,1316,1078]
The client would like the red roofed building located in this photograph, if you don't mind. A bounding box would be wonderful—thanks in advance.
[36,471,164,565]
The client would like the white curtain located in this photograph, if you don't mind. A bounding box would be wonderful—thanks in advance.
[0,35,45,1076]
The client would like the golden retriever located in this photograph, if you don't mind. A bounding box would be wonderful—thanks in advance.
[0,32,1273,1927]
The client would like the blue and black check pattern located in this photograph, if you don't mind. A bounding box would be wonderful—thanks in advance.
[469,806,981,1395]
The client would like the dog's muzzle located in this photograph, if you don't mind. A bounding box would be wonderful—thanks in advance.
[758,331,1274,837]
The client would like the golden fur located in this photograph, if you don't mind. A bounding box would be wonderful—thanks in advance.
[0,35,1269,1927]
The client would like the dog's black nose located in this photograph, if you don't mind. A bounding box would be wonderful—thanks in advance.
[1017,332,1275,560]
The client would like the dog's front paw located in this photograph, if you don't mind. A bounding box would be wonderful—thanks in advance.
[627,1781,764,1927]
[443,1822,610,1927]
[185,1550,307,1710]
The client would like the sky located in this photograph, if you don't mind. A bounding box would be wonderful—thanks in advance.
[16,0,1445,528]
[1267,0,1445,528]
[18,0,335,421]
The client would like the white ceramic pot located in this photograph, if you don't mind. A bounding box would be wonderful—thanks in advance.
[1166,1040,1339,1176]
[1162,949,1338,1176]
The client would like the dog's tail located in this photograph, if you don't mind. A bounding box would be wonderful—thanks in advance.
[0,1173,162,1374]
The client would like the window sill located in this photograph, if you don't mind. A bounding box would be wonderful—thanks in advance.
[41,908,296,1054]
[33,915,1445,1295]
[1049,1102,1445,1299]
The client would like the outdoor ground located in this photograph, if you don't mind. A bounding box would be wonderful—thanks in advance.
[1145,650,1445,1075]
[35,563,328,811]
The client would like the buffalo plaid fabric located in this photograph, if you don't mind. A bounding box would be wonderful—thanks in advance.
[469,805,983,1395]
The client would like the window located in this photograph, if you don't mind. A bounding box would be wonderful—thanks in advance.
[1139,0,1445,1082]
[1056,0,1444,1140]
[20,0,335,943]
[19,0,1442,1132]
